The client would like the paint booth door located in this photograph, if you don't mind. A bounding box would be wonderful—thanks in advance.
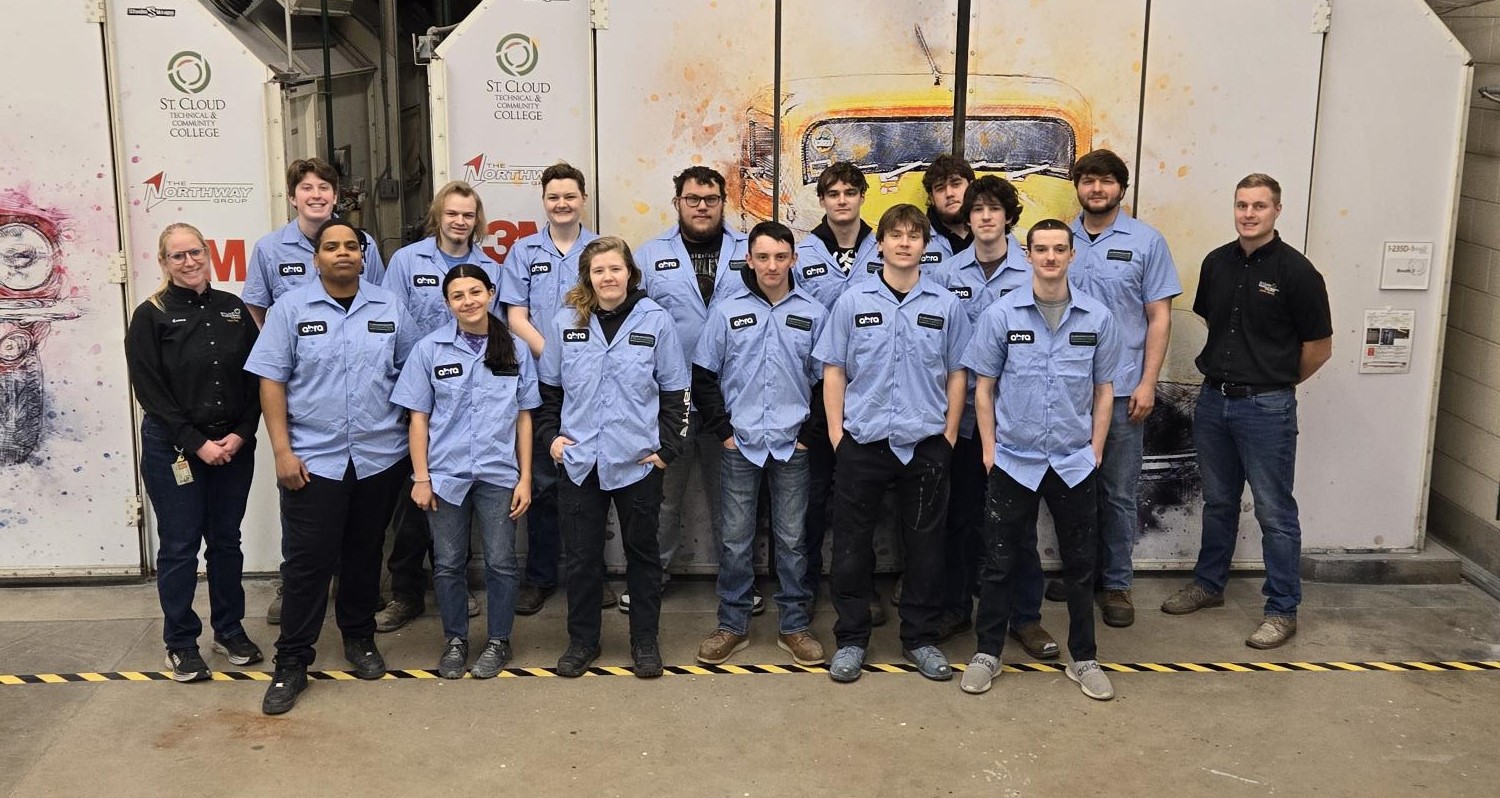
[0,3,140,575]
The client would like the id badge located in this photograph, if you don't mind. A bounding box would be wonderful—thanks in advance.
[172,453,194,486]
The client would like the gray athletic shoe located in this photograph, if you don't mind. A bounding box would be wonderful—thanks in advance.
[437,637,468,680]
[828,645,866,683]
[960,653,999,694]
[470,638,512,679]
[1065,659,1115,701]
[903,645,953,681]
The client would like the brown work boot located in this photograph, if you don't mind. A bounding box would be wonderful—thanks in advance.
[1099,589,1135,628]
[1160,582,1225,615]
[696,628,749,665]
[1007,622,1060,660]
[1245,615,1298,649]
[777,630,826,666]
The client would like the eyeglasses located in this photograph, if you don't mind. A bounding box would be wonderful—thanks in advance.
[166,248,207,263]
[677,194,724,208]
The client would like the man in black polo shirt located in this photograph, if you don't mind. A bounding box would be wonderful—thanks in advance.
[1161,173,1332,650]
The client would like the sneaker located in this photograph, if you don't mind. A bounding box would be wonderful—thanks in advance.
[266,583,283,625]
[1099,589,1136,628]
[777,630,826,666]
[515,582,554,616]
[1043,578,1067,602]
[1161,582,1225,615]
[869,599,888,628]
[1008,622,1060,660]
[903,645,953,681]
[467,591,481,618]
[601,581,618,609]
[437,637,468,679]
[751,586,765,616]
[961,653,999,695]
[618,590,631,614]
[375,596,423,633]
[1246,615,1298,649]
[261,663,307,715]
[828,645,866,683]
[556,643,600,677]
[211,632,264,666]
[631,638,664,678]
[935,614,973,644]
[343,637,387,680]
[471,638,512,679]
[696,628,749,665]
[1065,659,1115,701]
[165,648,211,683]
[619,579,668,615]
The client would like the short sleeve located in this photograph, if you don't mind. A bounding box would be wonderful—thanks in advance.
[361,231,386,284]
[653,318,692,392]
[1141,233,1183,304]
[692,306,728,372]
[1289,264,1333,342]
[498,241,534,307]
[961,306,1007,379]
[942,296,972,372]
[242,240,274,308]
[390,342,435,414]
[244,300,295,381]
[1093,311,1122,386]
[811,293,852,369]
[538,315,563,385]
[516,337,542,410]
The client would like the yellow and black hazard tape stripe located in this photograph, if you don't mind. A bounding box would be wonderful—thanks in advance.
[3,660,1499,685]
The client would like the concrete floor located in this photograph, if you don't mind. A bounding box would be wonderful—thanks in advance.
[3,575,1500,797]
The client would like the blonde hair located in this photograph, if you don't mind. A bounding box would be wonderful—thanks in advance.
[423,181,487,245]
[150,222,208,309]
[564,236,641,327]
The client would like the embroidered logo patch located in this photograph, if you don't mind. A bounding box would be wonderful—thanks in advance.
[413,274,440,287]
[803,264,828,279]
[730,313,758,330]
[1107,249,1133,262]
[628,332,656,347]
[563,328,590,343]
[219,308,242,323]
[728,259,747,271]
[654,258,681,271]
[1258,281,1280,296]
[1007,330,1035,344]
[855,312,883,328]
[278,262,306,277]
[785,315,813,331]
[297,321,328,336]
[916,313,945,330]
[920,252,942,264]
[1069,331,1099,346]
[949,286,973,300]
[434,363,464,379]
[530,262,552,274]
[367,321,396,334]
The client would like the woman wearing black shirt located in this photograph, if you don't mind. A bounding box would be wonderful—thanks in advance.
[125,222,263,682]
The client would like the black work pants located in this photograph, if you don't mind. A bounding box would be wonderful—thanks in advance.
[559,468,665,649]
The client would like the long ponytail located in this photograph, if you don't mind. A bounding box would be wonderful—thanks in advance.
[441,263,517,373]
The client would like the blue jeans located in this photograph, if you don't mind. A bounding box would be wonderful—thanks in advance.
[718,447,813,635]
[430,482,521,641]
[523,426,562,587]
[140,416,255,651]
[1097,397,1145,591]
[1192,387,1302,617]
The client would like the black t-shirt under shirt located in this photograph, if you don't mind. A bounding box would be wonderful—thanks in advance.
[684,232,722,303]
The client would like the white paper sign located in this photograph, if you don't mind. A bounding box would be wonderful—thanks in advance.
[1380,241,1432,290]
[1360,309,1415,374]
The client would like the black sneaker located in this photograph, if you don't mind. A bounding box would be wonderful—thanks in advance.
[343,637,387,680]
[751,585,766,616]
[631,638,664,679]
[211,633,264,666]
[556,643,600,677]
[437,637,468,679]
[471,638,512,679]
[165,648,211,683]
[261,663,307,715]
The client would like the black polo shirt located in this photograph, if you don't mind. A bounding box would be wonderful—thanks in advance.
[125,282,261,453]
[1193,232,1332,386]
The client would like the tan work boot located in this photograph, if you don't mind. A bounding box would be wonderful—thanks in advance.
[1245,615,1297,649]
[777,630,826,666]
[696,628,749,665]
[1160,582,1225,615]
[1099,589,1136,628]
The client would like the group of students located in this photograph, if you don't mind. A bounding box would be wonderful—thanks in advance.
[124,146,1333,717]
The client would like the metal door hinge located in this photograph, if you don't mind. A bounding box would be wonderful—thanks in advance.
[108,252,128,284]
[86,0,106,23]
[1312,0,1331,34]
[126,494,143,526]
[590,0,609,30]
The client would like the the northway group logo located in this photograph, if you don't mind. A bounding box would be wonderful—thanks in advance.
[461,155,547,187]
[495,33,538,77]
[141,171,254,211]
[167,51,211,94]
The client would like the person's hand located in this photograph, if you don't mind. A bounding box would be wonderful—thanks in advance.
[215,433,246,458]
[509,481,532,520]
[411,480,437,511]
[983,448,995,472]
[1127,383,1156,424]
[638,452,668,470]
[195,440,230,466]
[722,437,737,451]
[943,429,958,447]
[550,435,575,463]
[829,428,844,450]
[275,450,310,490]
[1093,443,1106,468]
[794,441,809,451]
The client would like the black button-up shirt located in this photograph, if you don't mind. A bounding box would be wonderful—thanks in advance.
[1193,232,1332,386]
[125,282,260,452]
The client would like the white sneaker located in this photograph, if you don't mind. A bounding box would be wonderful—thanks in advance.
[960,653,999,694]
[1065,659,1115,701]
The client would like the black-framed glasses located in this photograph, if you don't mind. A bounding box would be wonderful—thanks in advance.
[677,194,724,208]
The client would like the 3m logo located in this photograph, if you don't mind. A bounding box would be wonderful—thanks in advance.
[730,313,758,329]
[563,328,590,343]
[1008,330,1035,344]
[278,263,306,277]
[531,262,552,274]
[434,363,464,379]
[413,274,440,287]
[298,321,328,336]
[855,313,883,328]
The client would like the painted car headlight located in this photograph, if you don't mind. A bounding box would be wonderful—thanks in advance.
[0,329,34,362]
[0,222,56,293]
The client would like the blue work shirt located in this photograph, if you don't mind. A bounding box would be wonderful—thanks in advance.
[930,237,1033,439]
[538,299,691,490]
[962,284,1121,490]
[391,323,541,504]
[242,220,386,309]
[812,273,971,464]
[244,281,419,481]
[497,225,601,343]
[1067,213,1181,395]
[634,223,749,360]
[694,285,826,467]
[381,237,502,337]
[795,231,882,310]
